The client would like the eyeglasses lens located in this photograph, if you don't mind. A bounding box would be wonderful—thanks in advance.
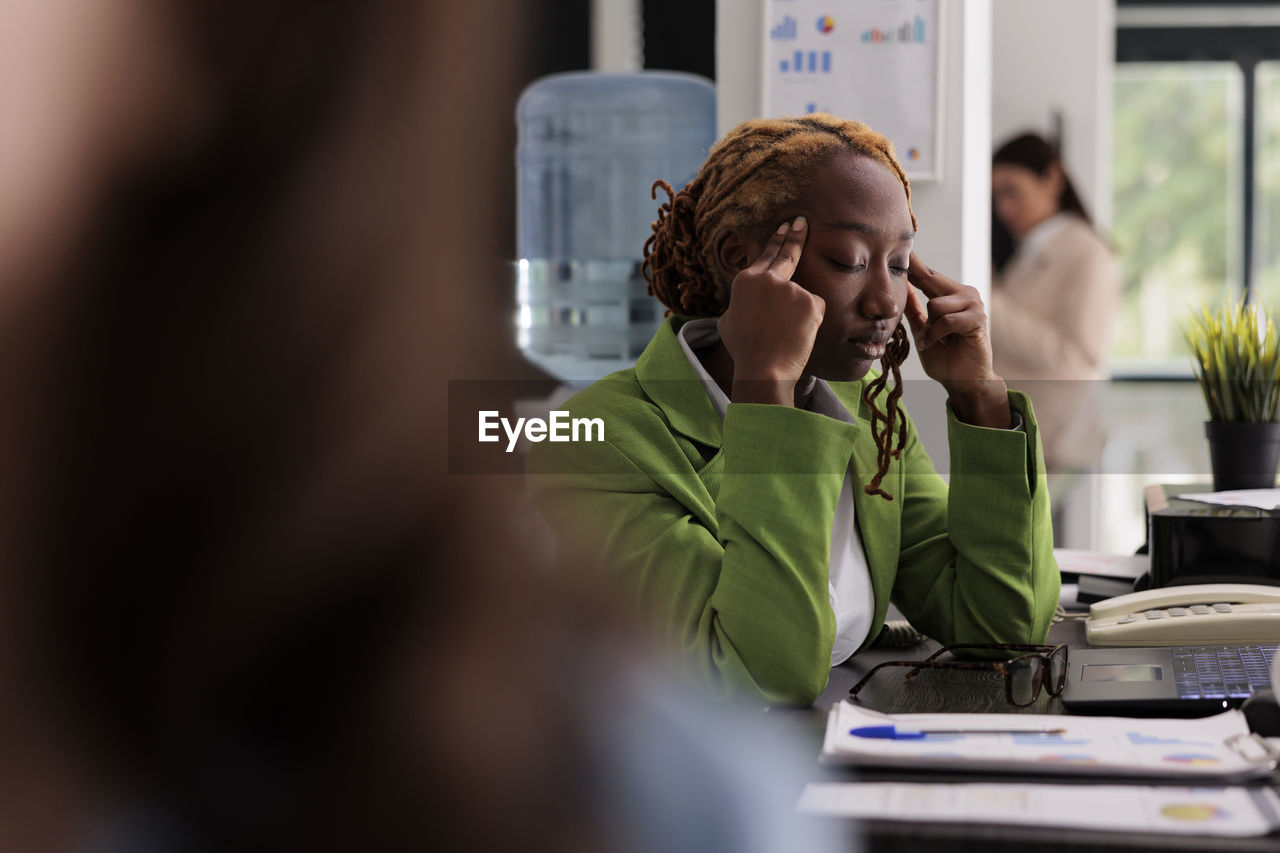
[1049,647,1068,693]
[1009,655,1043,705]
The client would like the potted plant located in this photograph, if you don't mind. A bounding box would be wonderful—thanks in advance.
[1183,301,1280,491]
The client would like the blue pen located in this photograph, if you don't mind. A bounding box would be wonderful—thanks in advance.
[850,724,1066,740]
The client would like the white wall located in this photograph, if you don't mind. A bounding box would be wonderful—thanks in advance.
[591,0,643,71]
[714,1,762,142]
[991,0,1114,229]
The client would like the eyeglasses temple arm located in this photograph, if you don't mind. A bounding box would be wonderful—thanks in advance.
[847,661,919,697]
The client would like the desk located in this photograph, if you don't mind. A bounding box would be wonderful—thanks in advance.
[771,618,1280,852]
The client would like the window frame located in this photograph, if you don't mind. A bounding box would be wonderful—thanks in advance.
[1111,4,1280,378]
[1117,8,1280,306]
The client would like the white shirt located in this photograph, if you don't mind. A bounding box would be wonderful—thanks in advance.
[1004,211,1073,280]
[676,318,873,666]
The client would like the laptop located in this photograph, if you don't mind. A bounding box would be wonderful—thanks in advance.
[1062,644,1278,715]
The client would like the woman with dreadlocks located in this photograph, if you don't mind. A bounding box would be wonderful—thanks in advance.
[531,114,1057,705]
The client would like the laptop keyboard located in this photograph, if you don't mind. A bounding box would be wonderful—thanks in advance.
[1171,644,1279,700]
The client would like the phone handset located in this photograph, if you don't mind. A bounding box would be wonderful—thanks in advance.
[1085,582,1280,647]
[1089,583,1280,620]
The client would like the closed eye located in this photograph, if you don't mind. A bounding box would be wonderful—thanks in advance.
[829,258,866,272]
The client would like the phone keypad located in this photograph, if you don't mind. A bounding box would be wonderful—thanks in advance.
[1131,604,1234,620]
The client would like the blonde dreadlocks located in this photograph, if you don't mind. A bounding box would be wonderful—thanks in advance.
[641,113,916,500]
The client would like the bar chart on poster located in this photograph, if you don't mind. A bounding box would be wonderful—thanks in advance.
[762,0,942,180]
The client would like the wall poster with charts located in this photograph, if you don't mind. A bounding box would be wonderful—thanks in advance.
[762,0,943,181]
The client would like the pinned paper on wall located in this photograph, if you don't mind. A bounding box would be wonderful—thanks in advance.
[761,0,943,180]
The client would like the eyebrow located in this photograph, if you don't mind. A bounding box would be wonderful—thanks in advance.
[818,221,915,243]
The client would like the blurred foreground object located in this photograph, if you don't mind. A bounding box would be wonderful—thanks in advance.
[0,3,843,852]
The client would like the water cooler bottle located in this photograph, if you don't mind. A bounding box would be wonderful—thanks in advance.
[516,71,715,382]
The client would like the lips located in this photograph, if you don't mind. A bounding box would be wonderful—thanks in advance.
[846,335,890,360]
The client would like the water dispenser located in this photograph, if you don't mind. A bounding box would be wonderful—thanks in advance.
[516,71,715,382]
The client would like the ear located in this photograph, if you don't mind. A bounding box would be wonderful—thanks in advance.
[713,227,755,281]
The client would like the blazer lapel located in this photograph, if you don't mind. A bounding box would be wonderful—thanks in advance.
[634,316,725,523]
[635,316,724,451]
[636,325,903,599]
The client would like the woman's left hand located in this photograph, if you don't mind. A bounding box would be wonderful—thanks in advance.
[905,252,1012,429]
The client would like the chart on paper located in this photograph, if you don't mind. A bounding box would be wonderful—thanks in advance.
[798,783,1280,837]
[762,0,942,179]
[824,703,1275,780]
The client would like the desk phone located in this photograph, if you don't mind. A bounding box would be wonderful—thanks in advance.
[1085,583,1280,646]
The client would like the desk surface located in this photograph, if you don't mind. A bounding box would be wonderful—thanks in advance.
[772,618,1280,853]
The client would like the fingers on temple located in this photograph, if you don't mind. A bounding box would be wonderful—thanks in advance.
[766,216,807,277]
[749,217,807,278]
[748,222,790,270]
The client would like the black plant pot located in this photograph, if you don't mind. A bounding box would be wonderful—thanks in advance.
[1205,421,1280,491]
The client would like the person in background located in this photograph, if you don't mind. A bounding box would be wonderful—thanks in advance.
[532,114,1059,707]
[989,132,1121,540]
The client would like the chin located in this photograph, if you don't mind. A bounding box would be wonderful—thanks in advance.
[811,359,875,384]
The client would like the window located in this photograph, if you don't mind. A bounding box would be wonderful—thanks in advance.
[1255,60,1280,305]
[1113,4,1280,374]
[1095,4,1280,553]
[1112,62,1243,370]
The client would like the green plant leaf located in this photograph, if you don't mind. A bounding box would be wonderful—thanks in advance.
[1182,300,1280,423]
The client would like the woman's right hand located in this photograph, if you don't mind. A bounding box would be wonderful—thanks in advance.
[716,217,824,406]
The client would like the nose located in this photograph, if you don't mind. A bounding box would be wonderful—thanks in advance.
[859,262,899,321]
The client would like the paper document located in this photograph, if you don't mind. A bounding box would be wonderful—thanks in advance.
[1174,489,1280,510]
[797,782,1280,838]
[823,703,1276,781]
[1053,548,1148,580]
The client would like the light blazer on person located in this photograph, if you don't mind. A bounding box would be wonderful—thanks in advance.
[529,316,1059,706]
[990,215,1120,471]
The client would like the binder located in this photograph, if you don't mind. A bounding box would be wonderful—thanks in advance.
[823,702,1278,782]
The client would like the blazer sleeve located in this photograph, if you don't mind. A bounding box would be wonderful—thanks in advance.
[889,390,1060,647]
[529,403,857,706]
[989,233,1120,378]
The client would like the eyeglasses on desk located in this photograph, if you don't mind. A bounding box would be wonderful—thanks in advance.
[847,643,1069,707]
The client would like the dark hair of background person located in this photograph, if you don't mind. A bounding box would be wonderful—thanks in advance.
[991,132,1093,275]
[0,2,620,850]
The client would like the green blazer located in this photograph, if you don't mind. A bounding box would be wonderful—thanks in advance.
[529,316,1059,705]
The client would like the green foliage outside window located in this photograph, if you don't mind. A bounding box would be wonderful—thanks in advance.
[1112,63,1240,365]
[1255,63,1280,307]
